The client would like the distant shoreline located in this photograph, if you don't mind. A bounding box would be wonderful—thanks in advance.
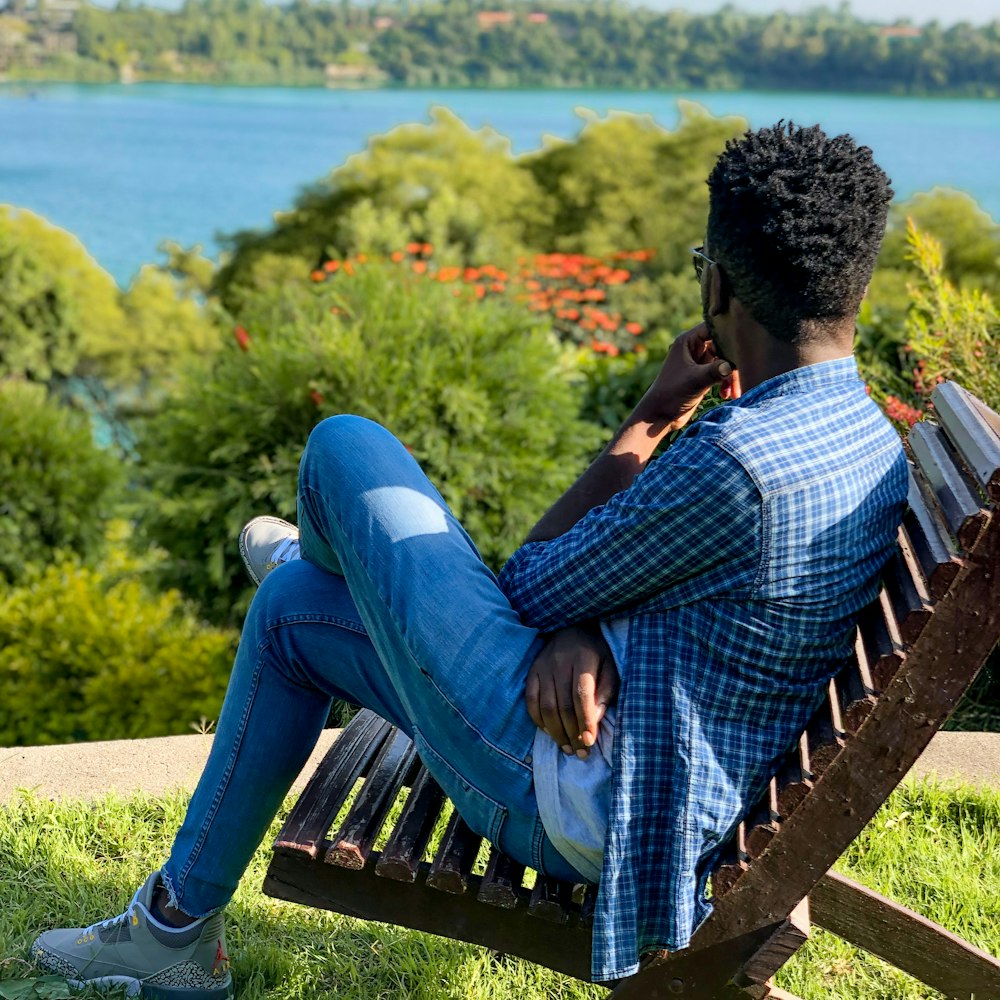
[2,79,999,102]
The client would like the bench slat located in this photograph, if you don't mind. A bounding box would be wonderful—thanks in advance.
[274,709,391,859]
[375,767,446,883]
[775,736,813,820]
[529,876,572,924]
[477,847,526,909]
[882,546,933,644]
[426,811,482,895]
[835,652,876,735]
[327,727,417,870]
[908,423,988,550]
[902,472,962,600]
[932,381,1000,501]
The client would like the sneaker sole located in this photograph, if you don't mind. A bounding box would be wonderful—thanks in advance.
[67,973,234,1000]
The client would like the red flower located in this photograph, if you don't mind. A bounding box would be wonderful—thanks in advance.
[591,339,620,357]
[233,326,251,352]
[310,270,325,283]
[625,322,643,335]
[310,389,325,407]
[323,260,340,272]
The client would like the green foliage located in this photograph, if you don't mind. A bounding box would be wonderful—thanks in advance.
[903,221,1000,411]
[214,105,739,337]
[139,262,601,623]
[0,380,124,582]
[880,188,1000,297]
[0,532,238,746]
[10,0,1000,95]
[0,206,123,385]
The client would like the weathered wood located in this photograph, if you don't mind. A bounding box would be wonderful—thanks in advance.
[528,876,572,924]
[811,870,1000,1000]
[774,735,813,821]
[908,423,988,550]
[426,811,482,895]
[712,832,748,899]
[477,847,526,909]
[902,473,962,600]
[690,510,1000,952]
[882,546,933,644]
[855,597,905,693]
[327,726,417,870]
[734,898,810,987]
[933,380,1000,500]
[265,851,594,981]
[835,649,876,735]
[375,767,446,883]
[743,786,779,860]
[274,710,391,859]
[803,690,844,780]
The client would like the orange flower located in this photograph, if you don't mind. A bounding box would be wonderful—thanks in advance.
[232,326,251,352]
[591,339,620,357]
[421,243,434,255]
[323,260,340,272]
[412,261,428,274]
[310,270,325,283]
[343,261,355,276]
[490,281,505,293]
[437,266,462,283]
[391,251,405,262]
[464,268,481,282]
[356,253,368,264]
[625,322,643,335]
[474,285,486,299]
[405,241,423,254]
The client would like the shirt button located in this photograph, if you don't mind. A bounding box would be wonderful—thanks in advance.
[525,754,533,765]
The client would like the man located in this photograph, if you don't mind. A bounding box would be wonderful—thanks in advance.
[32,121,908,995]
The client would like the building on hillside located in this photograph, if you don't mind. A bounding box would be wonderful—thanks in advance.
[526,12,549,23]
[878,25,923,38]
[373,15,395,30]
[476,10,514,29]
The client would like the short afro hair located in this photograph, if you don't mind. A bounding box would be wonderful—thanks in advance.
[706,121,893,344]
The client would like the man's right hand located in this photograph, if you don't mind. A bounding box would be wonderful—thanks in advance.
[525,625,619,758]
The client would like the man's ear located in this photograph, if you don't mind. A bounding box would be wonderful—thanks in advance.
[708,263,731,317]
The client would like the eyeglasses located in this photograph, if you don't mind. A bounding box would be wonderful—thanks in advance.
[691,245,717,282]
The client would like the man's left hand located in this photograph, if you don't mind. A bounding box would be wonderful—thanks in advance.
[525,625,619,757]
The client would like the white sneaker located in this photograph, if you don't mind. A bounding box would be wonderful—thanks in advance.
[238,516,300,586]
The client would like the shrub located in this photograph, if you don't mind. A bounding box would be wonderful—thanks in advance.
[139,262,602,624]
[0,532,239,745]
[0,379,124,581]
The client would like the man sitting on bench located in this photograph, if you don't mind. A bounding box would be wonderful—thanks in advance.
[32,121,909,997]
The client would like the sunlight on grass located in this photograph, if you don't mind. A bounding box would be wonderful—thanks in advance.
[1,777,997,999]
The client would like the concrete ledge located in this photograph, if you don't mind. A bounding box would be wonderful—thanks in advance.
[1,730,998,805]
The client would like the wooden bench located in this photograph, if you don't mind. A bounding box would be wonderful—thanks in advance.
[263,380,1000,1000]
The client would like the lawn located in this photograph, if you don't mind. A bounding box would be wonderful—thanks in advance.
[1,777,998,1000]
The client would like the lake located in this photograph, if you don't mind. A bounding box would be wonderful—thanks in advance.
[2,83,998,287]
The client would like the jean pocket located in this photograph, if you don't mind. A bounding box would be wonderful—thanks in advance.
[412,727,507,846]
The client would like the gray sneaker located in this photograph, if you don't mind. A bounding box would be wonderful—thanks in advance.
[238,515,300,586]
[30,872,233,999]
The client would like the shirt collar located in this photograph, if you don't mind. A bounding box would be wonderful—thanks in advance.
[734,355,860,408]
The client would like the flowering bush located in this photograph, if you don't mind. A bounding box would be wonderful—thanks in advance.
[139,262,601,624]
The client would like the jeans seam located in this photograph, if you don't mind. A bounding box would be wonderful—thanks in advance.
[266,612,368,636]
[175,638,269,897]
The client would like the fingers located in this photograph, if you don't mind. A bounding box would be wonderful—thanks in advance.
[524,669,544,732]
[573,667,599,756]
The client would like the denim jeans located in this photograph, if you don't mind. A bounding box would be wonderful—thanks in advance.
[160,415,585,916]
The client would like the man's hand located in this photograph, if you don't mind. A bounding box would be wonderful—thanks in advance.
[525,625,619,757]
[639,323,741,433]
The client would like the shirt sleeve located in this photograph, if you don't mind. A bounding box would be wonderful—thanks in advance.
[496,432,760,632]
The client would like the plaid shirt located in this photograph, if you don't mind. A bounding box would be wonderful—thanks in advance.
[497,356,909,982]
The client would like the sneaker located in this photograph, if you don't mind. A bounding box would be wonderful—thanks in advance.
[238,515,300,586]
[30,872,233,999]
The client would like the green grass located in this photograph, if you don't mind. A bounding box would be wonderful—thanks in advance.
[1,778,998,1000]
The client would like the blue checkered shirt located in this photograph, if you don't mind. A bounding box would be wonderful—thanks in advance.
[497,356,909,982]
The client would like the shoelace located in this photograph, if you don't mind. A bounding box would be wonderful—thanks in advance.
[270,535,301,566]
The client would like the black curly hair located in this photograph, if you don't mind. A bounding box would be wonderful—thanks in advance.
[706,121,893,344]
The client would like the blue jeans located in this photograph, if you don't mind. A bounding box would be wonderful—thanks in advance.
[160,415,585,916]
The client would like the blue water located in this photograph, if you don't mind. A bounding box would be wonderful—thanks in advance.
[2,84,998,287]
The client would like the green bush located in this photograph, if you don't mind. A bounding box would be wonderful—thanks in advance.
[139,262,602,624]
[0,533,239,746]
[0,379,124,581]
